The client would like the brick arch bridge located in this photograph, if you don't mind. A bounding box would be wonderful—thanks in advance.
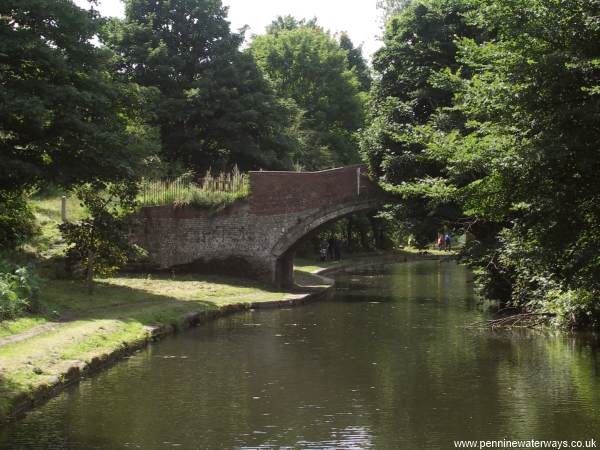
[134,165,386,287]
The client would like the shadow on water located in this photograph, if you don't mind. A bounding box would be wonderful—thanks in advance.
[1,261,600,449]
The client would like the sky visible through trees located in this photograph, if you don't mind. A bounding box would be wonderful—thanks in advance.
[74,0,383,59]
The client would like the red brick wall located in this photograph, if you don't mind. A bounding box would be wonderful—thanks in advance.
[249,165,377,215]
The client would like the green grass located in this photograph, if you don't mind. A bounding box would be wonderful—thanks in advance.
[138,186,249,209]
[0,317,48,339]
[294,258,345,274]
[138,170,250,209]
[0,269,329,420]
[24,194,87,259]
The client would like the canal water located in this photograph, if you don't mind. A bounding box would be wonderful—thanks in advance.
[1,261,600,449]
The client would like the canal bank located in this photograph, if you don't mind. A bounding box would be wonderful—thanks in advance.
[3,259,598,449]
[0,271,332,424]
[0,251,439,424]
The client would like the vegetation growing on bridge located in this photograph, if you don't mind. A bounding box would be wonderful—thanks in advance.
[138,167,249,209]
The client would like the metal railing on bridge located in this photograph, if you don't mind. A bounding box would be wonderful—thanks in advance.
[138,166,248,207]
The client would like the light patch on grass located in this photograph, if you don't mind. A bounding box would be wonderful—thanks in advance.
[294,258,343,274]
[0,317,49,339]
[101,274,283,304]
[25,194,88,258]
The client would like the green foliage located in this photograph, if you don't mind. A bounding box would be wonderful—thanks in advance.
[452,0,600,326]
[0,0,142,192]
[339,32,372,92]
[0,262,40,321]
[59,182,140,292]
[104,0,299,172]
[377,0,413,24]
[139,168,249,209]
[544,289,600,329]
[361,0,482,245]
[364,0,600,326]
[266,15,318,34]
[249,20,366,169]
[0,191,34,249]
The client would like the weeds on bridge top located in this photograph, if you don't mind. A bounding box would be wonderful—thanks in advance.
[138,166,249,209]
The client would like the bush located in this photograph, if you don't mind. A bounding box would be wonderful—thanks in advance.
[0,264,41,321]
[59,182,140,293]
[138,168,250,210]
[544,289,600,329]
[0,191,35,249]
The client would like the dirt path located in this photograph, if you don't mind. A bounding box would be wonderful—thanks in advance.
[0,322,66,347]
[0,299,167,348]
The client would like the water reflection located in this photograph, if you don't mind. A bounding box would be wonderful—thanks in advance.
[1,261,599,449]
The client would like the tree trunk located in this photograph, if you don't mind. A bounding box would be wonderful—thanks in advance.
[346,218,353,250]
[86,249,95,295]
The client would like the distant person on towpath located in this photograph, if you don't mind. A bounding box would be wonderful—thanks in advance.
[437,235,444,251]
[444,234,451,251]
[327,236,335,260]
[333,238,341,261]
[319,242,328,262]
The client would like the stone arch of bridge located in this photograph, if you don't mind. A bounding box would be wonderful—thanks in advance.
[271,198,383,288]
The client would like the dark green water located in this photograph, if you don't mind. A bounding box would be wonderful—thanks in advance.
[1,261,600,449]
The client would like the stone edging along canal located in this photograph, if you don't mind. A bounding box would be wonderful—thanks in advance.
[2,271,335,424]
[3,252,452,424]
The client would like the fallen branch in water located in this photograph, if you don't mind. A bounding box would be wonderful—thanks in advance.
[468,312,555,329]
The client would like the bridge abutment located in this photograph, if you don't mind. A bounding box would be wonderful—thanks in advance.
[274,250,295,289]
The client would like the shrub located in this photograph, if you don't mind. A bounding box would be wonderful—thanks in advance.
[59,182,140,293]
[0,264,41,321]
[138,167,249,209]
[543,289,600,329]
[0,191,35,249]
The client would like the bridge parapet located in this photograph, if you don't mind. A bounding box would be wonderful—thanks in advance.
[249,165,378,215]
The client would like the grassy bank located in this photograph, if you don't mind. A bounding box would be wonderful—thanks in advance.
[0,268,329,422]
[1,194,446,423]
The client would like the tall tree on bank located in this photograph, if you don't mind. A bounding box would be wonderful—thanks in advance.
[361,0,483,245]
[440,0,600,325]
[339,32,371,92]
[0,0,144,249]
[364,0,600,326]
[249,17,366,169]
[105,0,298,172]
[0,0,140,192]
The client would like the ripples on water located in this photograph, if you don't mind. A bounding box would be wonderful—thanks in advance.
[1,261,599,449]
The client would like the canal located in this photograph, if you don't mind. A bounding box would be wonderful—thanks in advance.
[1,260,599,449]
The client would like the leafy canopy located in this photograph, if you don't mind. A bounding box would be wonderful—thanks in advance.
[363,0,600,326]
[0,0,140,191]
[105,0,299,172]
[249,18,366,169]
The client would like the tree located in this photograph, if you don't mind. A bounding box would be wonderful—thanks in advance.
[376,0,413,25]
[361,0,483,246]
[265,15,318,34]
[249,19,365,169]
[0,0,140,192]
[0,191,34,250]
[105,0,298,172]
[60,182,139,294]
[339,32,371,92]
[364,0,600,326]
[439,0,600,325]
[0,0,149,250]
